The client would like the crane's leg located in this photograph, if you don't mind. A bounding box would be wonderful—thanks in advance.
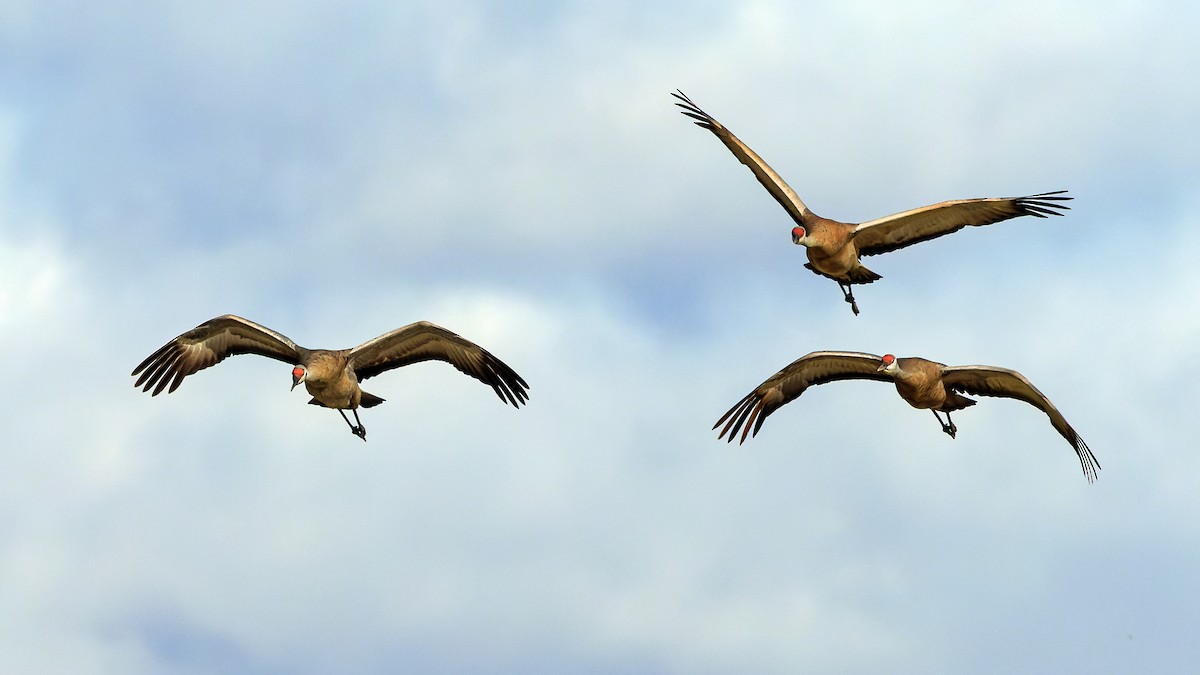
[838,282,860,316]
[338,408,368,441]
[932,410,957,439]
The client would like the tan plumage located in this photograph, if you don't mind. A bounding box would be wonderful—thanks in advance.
[132,314,529,440]
[715,351,1098,482]
[673,90,1072,315]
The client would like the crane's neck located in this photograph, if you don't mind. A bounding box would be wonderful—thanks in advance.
[882,360,913,381]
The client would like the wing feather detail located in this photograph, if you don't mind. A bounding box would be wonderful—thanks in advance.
[851,191,1071,257]
[131,315,303,395]
[348,322,529,407]
[714,351,890,444]
[940,364,1099,482]
[672,90,812,224]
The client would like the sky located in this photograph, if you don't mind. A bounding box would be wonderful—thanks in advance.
[2,0,1199,672]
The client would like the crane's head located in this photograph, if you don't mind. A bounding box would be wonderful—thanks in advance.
[791,226,808,246]
[877,354,899,375]
[291,365,307,390]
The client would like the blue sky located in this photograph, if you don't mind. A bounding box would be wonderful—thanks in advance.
[2,1,1198,673]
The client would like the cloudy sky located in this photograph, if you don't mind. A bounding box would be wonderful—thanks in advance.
[2,1,1198,672]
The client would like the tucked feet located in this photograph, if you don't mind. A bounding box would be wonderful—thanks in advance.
[933,411,957,439]
[338,408,368,441]
[838,283,861,316]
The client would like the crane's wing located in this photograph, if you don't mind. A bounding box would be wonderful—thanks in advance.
[672,90,812,224]
[131,314,304,395]
[940,364,1098,482]
[715,351,890,444]
[347,322,529,407]
[851,191,1071,257]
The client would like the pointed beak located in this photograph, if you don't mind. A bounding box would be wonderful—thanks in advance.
[877,362,888,372]
[290,379,300,391]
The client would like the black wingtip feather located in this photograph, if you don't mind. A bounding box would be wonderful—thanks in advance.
[713,392,753,435]
[1022,203,1070,215]
[726,398,758,444]
[671,91,714,124]
[752,406,770,438]
[479,354,529,409]
[1029,190,1071,199]
[1015,193,1072,219]
[139,352,175,393]
[1075,436,1100,484]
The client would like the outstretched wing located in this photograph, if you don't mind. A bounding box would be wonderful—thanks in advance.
[851,191,1071,257]
[347,322,529,407]
[672,90,812,224]
[131,314,304,395]
[715,351,890,444]
[940,364,1099,482]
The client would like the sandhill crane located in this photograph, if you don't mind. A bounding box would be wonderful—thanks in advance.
[715,351,1098,482]
[132,314,529,441]
[672,90,1072,315]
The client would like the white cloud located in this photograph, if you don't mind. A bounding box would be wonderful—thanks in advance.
[1,1,1199,673]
